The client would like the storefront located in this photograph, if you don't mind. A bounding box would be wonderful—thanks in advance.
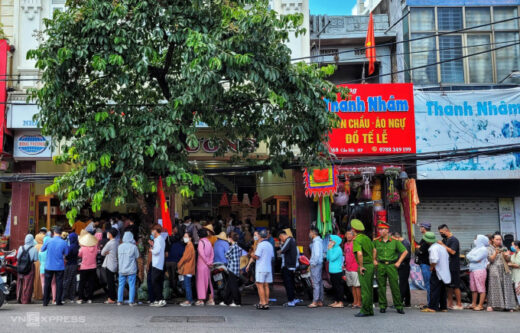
[414,87,520,251]
[297,83,418,250]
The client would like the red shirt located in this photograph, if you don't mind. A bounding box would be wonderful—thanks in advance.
[344,242,358,272]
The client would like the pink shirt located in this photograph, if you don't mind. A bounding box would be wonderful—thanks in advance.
[79,246,98,270]
[344,242,358,272]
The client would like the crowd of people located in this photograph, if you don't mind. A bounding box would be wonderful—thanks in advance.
[9,213,520,316]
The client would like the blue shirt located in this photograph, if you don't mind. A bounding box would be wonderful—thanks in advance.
[255,240,274,273]
[41,236,69,271]
[166,241,185,263]
[214,239,230,264]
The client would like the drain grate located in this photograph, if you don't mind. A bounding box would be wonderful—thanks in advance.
[150,316,226,323]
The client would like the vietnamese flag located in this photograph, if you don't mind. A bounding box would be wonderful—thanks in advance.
[157,177,172,235]
[365,12,376,75]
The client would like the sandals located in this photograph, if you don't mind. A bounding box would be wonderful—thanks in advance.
[420,308,436,313]
[331,303,344,308]
[255,304,269,310]
[308,303,319,308]
[473,306,484,311]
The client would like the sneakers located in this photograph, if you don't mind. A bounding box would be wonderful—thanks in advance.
[229,303,241,307]
[129,303,137,307]
[219,302,228,307]
[150,301,160,307]
[284,300,297,307]
[76,300,83,304]
[159,300,167,307]
[194,301,205,306]
[180,301,192,307]
[87,300,92,304]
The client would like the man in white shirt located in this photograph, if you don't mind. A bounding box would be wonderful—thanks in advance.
[421,232,451,313]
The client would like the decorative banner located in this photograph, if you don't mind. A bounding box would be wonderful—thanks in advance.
[326,83,416,156]
[414,87,520,179]
[303,166,338,198]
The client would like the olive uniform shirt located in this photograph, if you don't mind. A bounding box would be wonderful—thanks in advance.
[353,233,374,265]
[373,237,406,262]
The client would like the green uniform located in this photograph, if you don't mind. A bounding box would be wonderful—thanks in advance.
[373,237,407,310]
[353,233,375,315]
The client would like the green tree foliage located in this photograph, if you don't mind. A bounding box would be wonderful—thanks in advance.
[29,0,345,223]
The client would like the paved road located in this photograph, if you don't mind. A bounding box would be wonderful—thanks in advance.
[0,302,516,333]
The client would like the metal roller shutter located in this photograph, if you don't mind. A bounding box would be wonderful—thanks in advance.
[416,198,499,252]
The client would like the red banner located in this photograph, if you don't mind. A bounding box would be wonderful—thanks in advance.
[326,83,416,156]
[157,177,172,236]
[0,40,10,155]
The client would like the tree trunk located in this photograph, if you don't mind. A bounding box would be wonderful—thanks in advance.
[136,192,156,227]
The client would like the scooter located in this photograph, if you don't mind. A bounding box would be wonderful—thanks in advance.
[294,255,313,300]
[0,251,14,307]
[0,249,17,301]
[211,262,228,303]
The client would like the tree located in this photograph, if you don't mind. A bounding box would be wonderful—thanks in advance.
[29,0,344,224]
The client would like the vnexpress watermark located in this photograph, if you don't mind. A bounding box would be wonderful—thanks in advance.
[10,312,86,327]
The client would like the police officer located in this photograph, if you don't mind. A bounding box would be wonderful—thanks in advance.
[373,221,408,314]
[351,219,374,317]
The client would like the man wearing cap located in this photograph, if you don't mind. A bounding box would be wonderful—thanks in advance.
[421,231,451,313]
[351,219,375,317]
[416,222,432,305]
[373,222,407,314]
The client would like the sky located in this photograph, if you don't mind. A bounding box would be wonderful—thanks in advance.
[309,0,357,15]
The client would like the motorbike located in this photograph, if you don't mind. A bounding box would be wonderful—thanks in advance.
[211,262,228,303]
[459,255,471,304]
[0,248,17,301]
[294,255,313,300]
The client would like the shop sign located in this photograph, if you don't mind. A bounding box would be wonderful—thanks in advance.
[7,104,40,129]
[415,88,520,179]
[13,132,53,160]
[326,83,416,156]
[186,138,256,154]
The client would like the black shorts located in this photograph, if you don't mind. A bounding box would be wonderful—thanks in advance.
[448,269,460,289]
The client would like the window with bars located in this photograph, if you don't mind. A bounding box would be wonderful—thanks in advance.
[407,6,520,84]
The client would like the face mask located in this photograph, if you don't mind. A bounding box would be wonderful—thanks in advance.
[150,234,154,240]
[254,236,259,241]
[441,234,448,239]
[511,246,517,253]
[183,237,189,244]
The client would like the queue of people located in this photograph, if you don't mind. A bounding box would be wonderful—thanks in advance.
[10,213,520,315]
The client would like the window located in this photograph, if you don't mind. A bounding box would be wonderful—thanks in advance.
[50,0,66,16]
[410,34,437,84]
[494,7,518,30]
[495,32,520,83]
[410,8,435,32]
[466,7,491,31]
[439,36,464,83]
[467,35,492,83]
[438,7,463,31]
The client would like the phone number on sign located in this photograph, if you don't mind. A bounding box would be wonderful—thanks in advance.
[378,147,413,153]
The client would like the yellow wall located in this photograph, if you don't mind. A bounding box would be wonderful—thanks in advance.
[256,170,294,214]
[0,0,14,41]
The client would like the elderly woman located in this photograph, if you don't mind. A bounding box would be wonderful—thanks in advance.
[16,234,39,304]
[195,228,214,306]
[487,233,516,311]
[77,229,99,304]
[509,240,520,306]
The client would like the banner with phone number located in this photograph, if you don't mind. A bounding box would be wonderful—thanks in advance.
[326,83,416,156]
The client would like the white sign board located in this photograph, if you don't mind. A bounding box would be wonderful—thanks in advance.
[499,198,516,237]
[13,132,52,160]
[414,88,520,179]
[7,103,40,129]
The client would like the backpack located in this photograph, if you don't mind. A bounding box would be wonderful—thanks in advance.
[17,246,34,274]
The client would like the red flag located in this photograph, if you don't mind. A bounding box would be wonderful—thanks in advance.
[157,177,172,235]
[365,13,376,75]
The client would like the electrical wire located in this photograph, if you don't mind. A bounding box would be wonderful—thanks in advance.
[293,15,520,61]
[336,40,520,84]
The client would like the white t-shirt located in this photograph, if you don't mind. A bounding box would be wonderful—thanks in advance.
[428,243,451,284]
